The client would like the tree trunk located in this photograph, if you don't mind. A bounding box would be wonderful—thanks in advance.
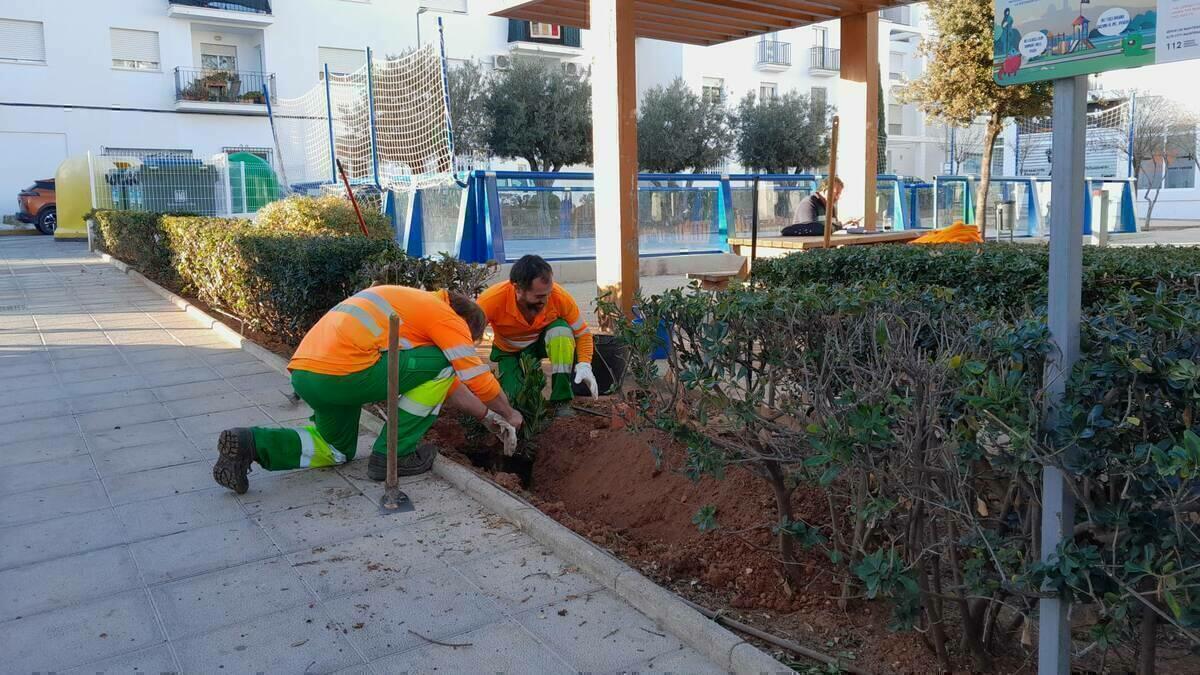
[975,114,1004,240]
[1138,609,1157,674]
[763,461,805,591]
[1142,175,1161,231]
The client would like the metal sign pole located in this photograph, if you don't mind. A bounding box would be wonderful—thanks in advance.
[1038,74,1086,675]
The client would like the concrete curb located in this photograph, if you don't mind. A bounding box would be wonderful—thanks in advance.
[98,250,790,675]
[427,456,791,675]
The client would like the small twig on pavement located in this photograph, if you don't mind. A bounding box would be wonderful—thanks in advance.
[603,628,620,639]
[407,629,473,648]
[639,627,666,638]
[522,571,552,580]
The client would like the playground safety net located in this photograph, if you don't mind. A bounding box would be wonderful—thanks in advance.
[269,43,456,194]
[1015,100,1131,178]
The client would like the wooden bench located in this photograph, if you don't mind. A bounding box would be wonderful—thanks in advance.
[686,258,751,290]
[728,230,921,257]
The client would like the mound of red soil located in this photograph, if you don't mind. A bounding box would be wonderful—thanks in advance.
[428,410,939,672]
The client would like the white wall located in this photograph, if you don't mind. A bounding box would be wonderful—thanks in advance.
[0,0,947,206]
[0,0,552,201]
[0,132,67,207]
[634,38,684,101]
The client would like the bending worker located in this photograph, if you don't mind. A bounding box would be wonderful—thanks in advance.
[476,255,598,411]
[212,286,523,494]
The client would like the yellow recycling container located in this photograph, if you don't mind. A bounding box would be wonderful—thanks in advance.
[54,154,93,240]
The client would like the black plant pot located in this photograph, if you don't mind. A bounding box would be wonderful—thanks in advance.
[573,334,628,397]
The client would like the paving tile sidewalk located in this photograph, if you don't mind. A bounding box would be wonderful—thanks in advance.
[0,238,722,674]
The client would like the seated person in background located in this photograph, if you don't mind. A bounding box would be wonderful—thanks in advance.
[781,177,845,236]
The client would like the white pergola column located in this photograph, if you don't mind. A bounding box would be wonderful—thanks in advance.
[590,0,639,317]
[838,12,880,230]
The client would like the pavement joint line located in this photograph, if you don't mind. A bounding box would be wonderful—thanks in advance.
[90,246,784,673]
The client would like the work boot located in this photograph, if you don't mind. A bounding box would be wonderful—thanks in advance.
[213,428,256,495]
[368,444,439,481]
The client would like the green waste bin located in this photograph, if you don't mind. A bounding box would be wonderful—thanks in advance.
[228,152,280,214]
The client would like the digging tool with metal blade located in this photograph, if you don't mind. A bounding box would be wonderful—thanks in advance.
[379,313,415,514]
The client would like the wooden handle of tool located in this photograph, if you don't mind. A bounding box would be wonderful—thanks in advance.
[386,314,399,490]
[823,116,840,250]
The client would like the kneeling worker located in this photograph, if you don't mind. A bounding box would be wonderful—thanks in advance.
[476,255,598,410]
[212,286,523,494]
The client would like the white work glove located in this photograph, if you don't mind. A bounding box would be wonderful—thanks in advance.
[573,362,599,399]
[482,410,518,456]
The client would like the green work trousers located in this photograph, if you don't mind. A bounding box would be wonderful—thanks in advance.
[490,318,575,403]
[251,346,455,471]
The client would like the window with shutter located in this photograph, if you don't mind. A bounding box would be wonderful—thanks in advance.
[110,28,160,70]
[0,18,46,64]
[201,43,238,72]
[318,46,366,79]
[529,22,560,39]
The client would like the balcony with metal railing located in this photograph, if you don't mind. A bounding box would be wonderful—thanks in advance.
[167,0,274,25]
[809,47,840,75]
[755,40,791,72]
[175,68,275,115]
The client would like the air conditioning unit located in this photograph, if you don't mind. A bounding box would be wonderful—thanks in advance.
[493,54,512,71]
[561,61,581,77]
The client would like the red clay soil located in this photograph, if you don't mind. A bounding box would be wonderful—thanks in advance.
[428,410,949,674]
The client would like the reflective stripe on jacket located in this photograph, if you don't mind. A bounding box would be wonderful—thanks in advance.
[289,286,501,402]
[476,281,593,363]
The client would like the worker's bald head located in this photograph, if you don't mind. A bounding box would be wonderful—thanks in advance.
[448,292,487,343]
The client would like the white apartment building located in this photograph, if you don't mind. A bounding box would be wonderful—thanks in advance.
[639,4,943,179]
[0,0,946,204]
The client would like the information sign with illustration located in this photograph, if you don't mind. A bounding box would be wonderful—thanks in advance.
[994,0,1200,85]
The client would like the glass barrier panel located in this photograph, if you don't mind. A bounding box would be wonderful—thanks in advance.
[983,180,1034,237]
[936,180,968,228]
[730,178,818,237]
[419,184,464,257]
[498,177,595,260]
[876,180,898,229]
[637,180,723,254]
[912,185,935,229]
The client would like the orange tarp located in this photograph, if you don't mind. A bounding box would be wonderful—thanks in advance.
[910,221,983,245]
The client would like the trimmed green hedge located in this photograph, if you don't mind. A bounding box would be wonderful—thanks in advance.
[613,276,1200,670]
[254,194,393,240]
[161,216,394,343]
[754,243,1200,309]
[91,210,176,283]
[93,204,490,346]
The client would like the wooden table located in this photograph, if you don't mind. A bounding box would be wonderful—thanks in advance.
[728,230,922,256]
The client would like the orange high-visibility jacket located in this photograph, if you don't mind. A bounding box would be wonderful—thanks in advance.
[476,281,594,363]
[289,286,501,402]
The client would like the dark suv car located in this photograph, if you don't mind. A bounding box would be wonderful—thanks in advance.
[16,179,57,234]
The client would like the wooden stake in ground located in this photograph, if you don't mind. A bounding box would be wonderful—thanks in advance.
[336,159,370,237]
[379,313,413,514]
[823,115,840,249]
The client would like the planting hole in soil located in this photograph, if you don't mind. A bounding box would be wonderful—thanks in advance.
[426,401,949,673]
